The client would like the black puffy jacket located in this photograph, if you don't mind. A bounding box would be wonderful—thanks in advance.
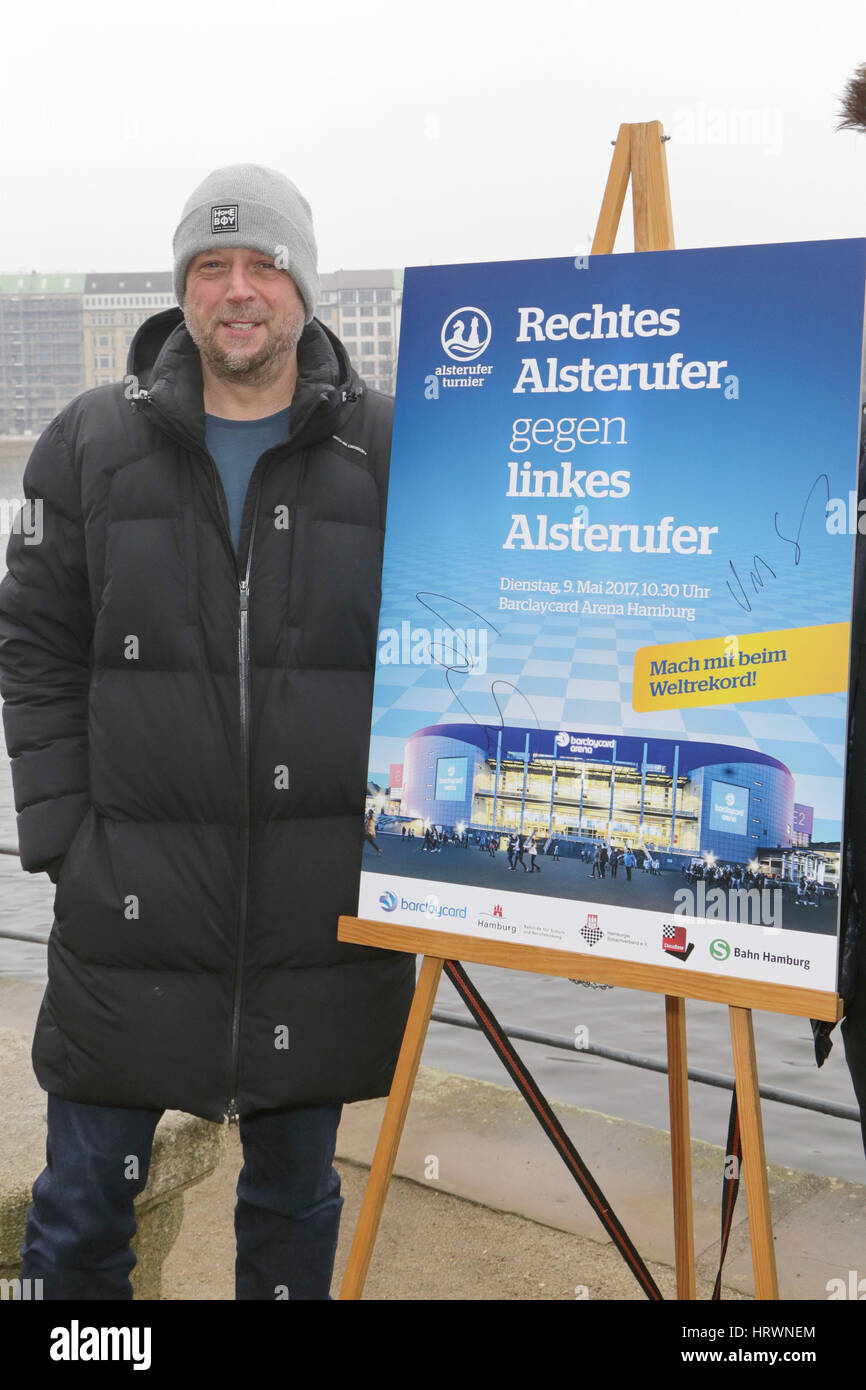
[0,307,415,1122]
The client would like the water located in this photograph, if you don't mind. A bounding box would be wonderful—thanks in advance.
[0,446,863,1185]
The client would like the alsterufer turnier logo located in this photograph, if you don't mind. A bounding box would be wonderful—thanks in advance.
[441,306,492,361]
[427,305,494,398]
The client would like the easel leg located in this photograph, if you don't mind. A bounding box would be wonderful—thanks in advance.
[665,994,695,1298]
[729,1005,779,1300]
[591,123,631,254]
[339,954,444,1299]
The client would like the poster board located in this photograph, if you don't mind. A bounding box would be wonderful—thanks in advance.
[357,237,866,1020]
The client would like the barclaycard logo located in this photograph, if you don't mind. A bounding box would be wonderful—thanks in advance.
[377,889,466,919]
[441,306,492,361]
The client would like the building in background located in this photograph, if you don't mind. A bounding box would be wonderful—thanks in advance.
[0,274,85,436]
[0,266,403,436]
[316,269,402,396]
[83,272,175,389]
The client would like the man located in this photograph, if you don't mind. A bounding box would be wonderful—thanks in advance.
[0,164,415,1298]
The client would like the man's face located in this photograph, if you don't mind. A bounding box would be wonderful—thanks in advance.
[183,247,306,385]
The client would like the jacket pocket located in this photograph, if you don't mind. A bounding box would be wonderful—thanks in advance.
[32,987,72,1097]
[53,806,122,945]
[53,804,94,918]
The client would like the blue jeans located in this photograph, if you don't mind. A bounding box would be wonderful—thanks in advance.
[19,1094,344,1300]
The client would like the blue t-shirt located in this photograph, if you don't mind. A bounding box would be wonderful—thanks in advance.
[205,405,291,555]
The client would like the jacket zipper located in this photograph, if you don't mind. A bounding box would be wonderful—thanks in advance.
[134,386,263,1126]
[227,482,263,1125]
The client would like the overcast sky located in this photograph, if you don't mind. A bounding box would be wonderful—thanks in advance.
[4,0,866,277]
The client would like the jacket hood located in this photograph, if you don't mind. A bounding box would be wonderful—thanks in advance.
[126,307,363,451]
[127,306,185,385]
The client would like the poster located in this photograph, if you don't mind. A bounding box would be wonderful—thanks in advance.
[359,240,866,995]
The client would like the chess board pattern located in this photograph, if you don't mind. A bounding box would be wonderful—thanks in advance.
[371,533,848,839]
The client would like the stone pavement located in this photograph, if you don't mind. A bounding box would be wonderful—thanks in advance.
[163,1065,866,1301]
[2,977,862,1301]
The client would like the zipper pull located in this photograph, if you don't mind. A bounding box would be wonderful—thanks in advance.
[239,577,249,608]
[227,1097,240,1126]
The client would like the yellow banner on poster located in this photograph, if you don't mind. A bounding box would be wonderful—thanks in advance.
[631,623,849,712]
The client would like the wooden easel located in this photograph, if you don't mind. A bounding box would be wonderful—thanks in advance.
[337,121,843,1302]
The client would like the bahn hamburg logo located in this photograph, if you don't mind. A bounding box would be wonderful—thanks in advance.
[662,923,695,962]
[441,306,492,361]
[581,914,603,947]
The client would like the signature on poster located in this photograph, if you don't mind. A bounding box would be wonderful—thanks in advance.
[415,590,542,744]
[726,473,831,612]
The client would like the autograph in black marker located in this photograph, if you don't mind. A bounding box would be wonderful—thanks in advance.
[414,591,543,749]
[726,473,831,613]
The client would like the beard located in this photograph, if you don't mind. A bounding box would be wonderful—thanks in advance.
[184,299,306,386]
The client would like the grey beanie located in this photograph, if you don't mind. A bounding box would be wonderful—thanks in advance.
[172,163,319,321]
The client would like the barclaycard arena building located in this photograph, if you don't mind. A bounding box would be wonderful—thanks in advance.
[376,722,836,883]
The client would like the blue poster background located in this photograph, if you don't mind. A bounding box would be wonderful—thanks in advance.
[362,240,866,976]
